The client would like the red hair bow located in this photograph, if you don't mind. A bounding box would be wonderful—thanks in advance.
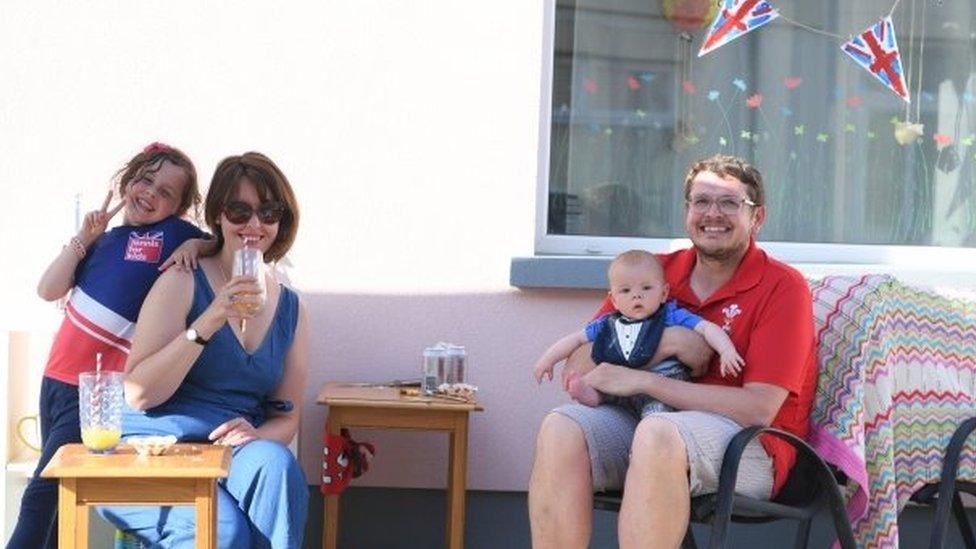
[143,141,170,154]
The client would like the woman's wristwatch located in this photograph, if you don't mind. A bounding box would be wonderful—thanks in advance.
[185,328,210,346]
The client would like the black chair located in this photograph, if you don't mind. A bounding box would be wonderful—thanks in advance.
[910,416,976,549]
[593,426,856,549]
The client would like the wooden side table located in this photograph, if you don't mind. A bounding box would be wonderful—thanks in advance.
[317,382,483,549]
[41,443,231,549]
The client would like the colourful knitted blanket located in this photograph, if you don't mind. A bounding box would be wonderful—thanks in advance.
[807,274,976,548]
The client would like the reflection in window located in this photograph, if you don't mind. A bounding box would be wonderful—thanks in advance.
[547,0,976,247]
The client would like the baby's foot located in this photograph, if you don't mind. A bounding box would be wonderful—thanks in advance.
[567,375,602,407]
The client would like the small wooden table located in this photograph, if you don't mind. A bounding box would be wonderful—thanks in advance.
[41,443,231,549]
[317,382,483,549]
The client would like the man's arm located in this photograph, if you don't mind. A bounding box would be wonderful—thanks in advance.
[651,326,713,377]
[583,364,787,427]
[561,325,713,390]
[561,342,597,390]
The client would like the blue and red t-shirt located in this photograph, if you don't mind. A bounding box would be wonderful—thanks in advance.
[44,216,203,384]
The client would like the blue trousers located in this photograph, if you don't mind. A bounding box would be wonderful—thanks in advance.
[7,377,80,549]
[99,439,308,548]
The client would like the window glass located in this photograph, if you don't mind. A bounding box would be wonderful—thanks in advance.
[547,0,976,248]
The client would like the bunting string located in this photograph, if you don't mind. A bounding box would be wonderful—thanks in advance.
[903,0,916,120]
[700,0,917,104]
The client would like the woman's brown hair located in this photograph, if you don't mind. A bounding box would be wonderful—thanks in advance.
[203,152,300,262]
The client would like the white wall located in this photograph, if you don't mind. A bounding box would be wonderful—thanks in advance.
[1,0,563,491]
[1,0,543,309]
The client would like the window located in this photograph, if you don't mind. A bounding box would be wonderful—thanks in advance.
[539,0,976,265]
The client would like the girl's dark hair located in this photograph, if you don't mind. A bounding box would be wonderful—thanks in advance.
[114,143,200,219]
[204,152,299,263]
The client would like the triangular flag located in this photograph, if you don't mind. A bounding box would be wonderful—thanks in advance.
[841,16,910,103]
[698,0,779,57]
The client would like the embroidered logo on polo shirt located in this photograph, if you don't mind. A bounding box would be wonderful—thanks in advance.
[124,231,164,263]
[721,303,741,333]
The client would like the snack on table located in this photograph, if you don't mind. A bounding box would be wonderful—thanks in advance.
[436,383,478,401]
[127,435,177,456]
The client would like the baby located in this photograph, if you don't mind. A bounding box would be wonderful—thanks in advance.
[533,249,743,416]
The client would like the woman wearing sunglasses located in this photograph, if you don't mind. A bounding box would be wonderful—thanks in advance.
[99,152,309,548]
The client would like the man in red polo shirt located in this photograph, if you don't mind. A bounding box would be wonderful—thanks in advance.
[529,155,817,548]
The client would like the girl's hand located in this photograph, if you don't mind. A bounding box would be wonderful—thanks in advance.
[77,191,126,247]
[160,239,203,271]
[208,417,259,447]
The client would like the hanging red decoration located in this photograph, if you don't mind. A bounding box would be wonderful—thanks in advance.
[661,0,719,31]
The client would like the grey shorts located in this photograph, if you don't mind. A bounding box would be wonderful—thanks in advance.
[554,403,773,499]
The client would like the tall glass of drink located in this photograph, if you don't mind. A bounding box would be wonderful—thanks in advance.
[79,371,124,454]
[232,240,267,333]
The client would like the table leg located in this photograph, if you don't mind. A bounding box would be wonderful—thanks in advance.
[195,479,217,549]
[323,412,341,549]
[59,478,88,548]
[446,413,468,549]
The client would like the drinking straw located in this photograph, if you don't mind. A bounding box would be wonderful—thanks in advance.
[240,236,258,335]
[92,353,103,429]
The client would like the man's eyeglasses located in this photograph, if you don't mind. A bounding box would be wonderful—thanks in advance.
[686,195,758,215]
[223,201,286,225]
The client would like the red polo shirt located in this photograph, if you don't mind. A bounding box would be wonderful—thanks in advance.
[595,243,817,496]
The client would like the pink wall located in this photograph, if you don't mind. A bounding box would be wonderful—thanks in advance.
[298,288,605,491]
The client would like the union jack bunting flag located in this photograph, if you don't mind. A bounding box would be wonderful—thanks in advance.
[698,0,779,57]
[841,16,910,103]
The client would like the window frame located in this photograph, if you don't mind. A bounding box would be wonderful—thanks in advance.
[533,0,976,273]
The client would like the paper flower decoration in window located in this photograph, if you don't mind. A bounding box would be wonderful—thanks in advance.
[893,120,924,145]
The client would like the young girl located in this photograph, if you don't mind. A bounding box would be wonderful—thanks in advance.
[8,143,210,549]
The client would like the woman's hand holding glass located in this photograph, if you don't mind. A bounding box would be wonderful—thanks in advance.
[193,276,265,339]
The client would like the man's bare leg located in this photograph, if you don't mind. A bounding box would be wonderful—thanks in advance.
[619,417,691,549]
[529,412,594,549]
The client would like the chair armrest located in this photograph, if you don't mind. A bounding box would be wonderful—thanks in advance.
[709,426,856,549]
[941,417,976,483]
[930,416,976,548]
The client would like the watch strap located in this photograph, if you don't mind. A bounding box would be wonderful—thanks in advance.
[187,328,209,345]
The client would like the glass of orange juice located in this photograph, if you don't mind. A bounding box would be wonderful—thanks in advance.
[78,371,123,453]
[231,240,266,333]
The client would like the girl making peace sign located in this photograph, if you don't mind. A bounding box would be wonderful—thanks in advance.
[8,143,211,549]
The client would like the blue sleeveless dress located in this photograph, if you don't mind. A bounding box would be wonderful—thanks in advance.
[100,267,308,549]
[123,267,298,439]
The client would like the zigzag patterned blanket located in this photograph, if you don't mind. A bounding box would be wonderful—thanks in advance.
[807,274,976,548]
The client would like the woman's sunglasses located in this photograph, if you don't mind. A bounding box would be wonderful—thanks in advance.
[223,200,286,225]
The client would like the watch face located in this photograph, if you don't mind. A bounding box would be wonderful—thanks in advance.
[186,328,200,342]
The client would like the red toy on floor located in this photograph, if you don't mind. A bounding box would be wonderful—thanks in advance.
[321,428,375,495]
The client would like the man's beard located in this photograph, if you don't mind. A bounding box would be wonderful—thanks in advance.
[695,240,746,262]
